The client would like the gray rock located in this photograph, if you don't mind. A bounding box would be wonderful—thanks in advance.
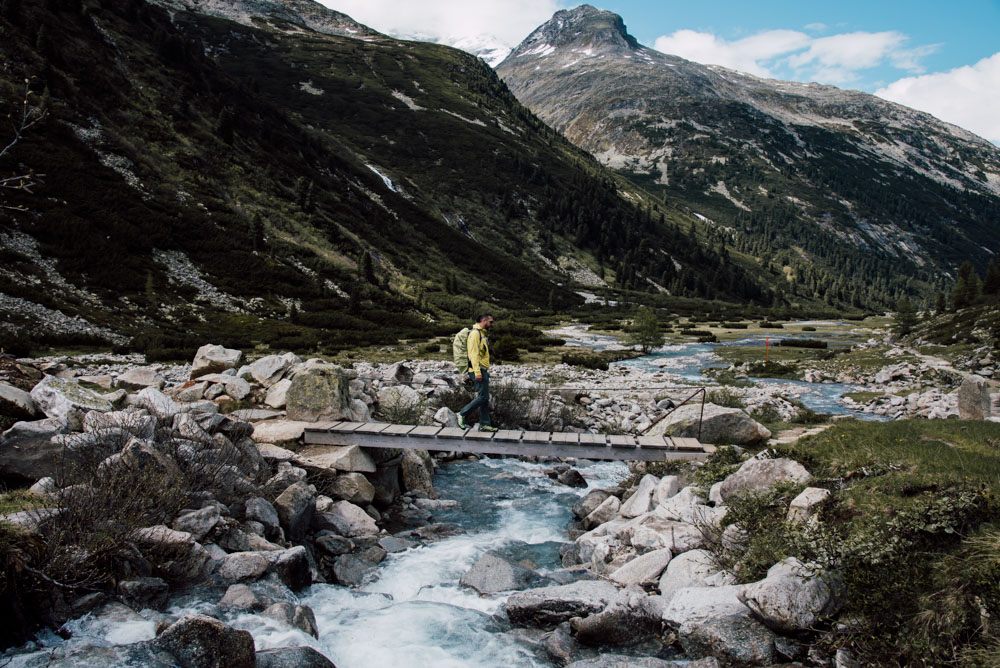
[117,576,169,611]
[557,468,588,487]
[566,658,718,668]
[571,585,664,646]
[261,601,319,637]
[379,535,416,553]
[219,552,270,582]
[297,444,377,474]
[135,387,180,421]
[610,548,673,586]
[274,481,315,541]
[266,463,309,495]
[658,549,736,603]
[647,403,771,445]
[383,362,414,383]
[117,367,165,390]
[505,580,619,627]
[584,495,620,529]
[653,476,681,506]
[30,376,112,426]
[620,474,658,518]
[328,472,377,506]
[255,646,337,668]
[316,533,354,556]
[312,501,378,537]
[739,557,844,632]
[958,376,992,419]
[172,506,221,542]
[264,379,293,409]
[333,553,377,586]
[215,527,284,553]
[245,497,282,540]
[173,412,214,445]
[230,408,282,422]
[367,459,402,506]
[401,449,436,498]
[266,546,312,591]
[191,344,243,380]
[433,406,459,428]
[219,583,269,612]
[787,487,831,523]
[155,614,256,668]
[249,354,297,388]
[84,409,156,439]
[460,550,542,594]
[285,364,353,421]
[573,490,612,520]
[543,621,578,666]
[175,381,209,402]
[0,381,37,419]
[712,457,811,504]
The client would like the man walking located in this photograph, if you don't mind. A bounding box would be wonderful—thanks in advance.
[458,313,497,432]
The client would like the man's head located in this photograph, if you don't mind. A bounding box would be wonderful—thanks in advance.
[476,313,494,329]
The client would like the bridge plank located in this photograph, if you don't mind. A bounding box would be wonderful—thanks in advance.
[673,437,703,451]
[437,427,468,439]
[409,426,443,438]
[355,422,392,434]
[551,433,579,444]
[465,430,496,441]
[383,424,417,435]
[495,430,523,442]
[522,431,550,443]
[579,433,607,445]
[310,421,341,431]
[637,435,669,448]
[609,435,636,448]
[331,422,365,432]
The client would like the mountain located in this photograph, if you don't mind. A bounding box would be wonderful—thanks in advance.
[0,0,770,355]
[497,5,1000,307]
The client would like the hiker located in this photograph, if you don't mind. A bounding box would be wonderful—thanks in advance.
[457,313,497,432]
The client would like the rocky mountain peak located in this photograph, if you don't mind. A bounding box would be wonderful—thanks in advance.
[504,4,639,61]
[148,0,380,39]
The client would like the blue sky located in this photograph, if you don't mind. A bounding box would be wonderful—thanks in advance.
[319,0,1000,143]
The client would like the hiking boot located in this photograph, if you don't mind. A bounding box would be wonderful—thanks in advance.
[479,425,498,433]
[457,414,466,429]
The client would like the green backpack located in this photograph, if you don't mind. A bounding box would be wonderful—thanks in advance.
[452,327,472,372]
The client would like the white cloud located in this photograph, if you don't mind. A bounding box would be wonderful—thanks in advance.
[876,52,1000,144]
[317,0,561,46]
[653,29,810,77]
[653,27,936,85]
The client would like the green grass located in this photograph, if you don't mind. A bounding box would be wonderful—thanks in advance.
[0,490,46,516]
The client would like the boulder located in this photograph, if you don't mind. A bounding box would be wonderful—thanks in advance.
[134,387,180,422]
[958,376,992,419]
[712,458,811,504]
[219,584,269,612]
[401,449,436,498]
[0,425,74,484]
[315,533,354,557]
[333,553,378,586]
[84,409,156,439]
[663,585,776,667]
[460,550,542,594]
[298,444,376,474]
[382,362,414,384]
[173,413,214,445]
[255,646,337,668]
[620,474,658,518]
[609,548,673,586]
[117,576,169,611]
[573,490,613,520]
[571,585,664,646]
[264,379,293,409]
[191,344,243,380]
[274,481,315,541]
[558,468,588,488]
[248,354,298,388]
[116,367,165,390]
[653,476,681,506]
[505,580,619,627]
[266,546,312,591]
[647,403,771,445]
[313,501,378,537]
[172,506,221,542]
[655,486,709,523]
[261,601,319,638]
[29,376,112,426]
[175,381,209,402]
[252,420,314,445]
[245,497,282,540]
[0,381,37,419]
[739,558,844,632]
[218,552,270,582]
[328,472,377,506]
[583,495,621,529]
[433,406,459,428]
[285,365,353,422]
[155,614,255,668]
[659,549,736,603]
[787,487,831,523]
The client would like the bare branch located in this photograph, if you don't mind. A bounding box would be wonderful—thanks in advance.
[1,78,46,160]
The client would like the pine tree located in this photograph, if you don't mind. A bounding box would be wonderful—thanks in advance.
[983,257,1000,297]
[627,306,663,354]
[893,296,917,336]
[934,290,946,314]
[951,261,980,310]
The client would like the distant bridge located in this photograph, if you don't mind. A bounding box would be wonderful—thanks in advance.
[303,421,714,462]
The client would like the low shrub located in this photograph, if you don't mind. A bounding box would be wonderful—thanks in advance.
[778,338,828,349]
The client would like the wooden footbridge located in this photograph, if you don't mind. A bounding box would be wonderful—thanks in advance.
[303,421,714,462]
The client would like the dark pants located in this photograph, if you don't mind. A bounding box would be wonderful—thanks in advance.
[459,368,490,427]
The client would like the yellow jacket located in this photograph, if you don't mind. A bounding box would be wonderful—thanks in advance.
[467,324,490,375]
